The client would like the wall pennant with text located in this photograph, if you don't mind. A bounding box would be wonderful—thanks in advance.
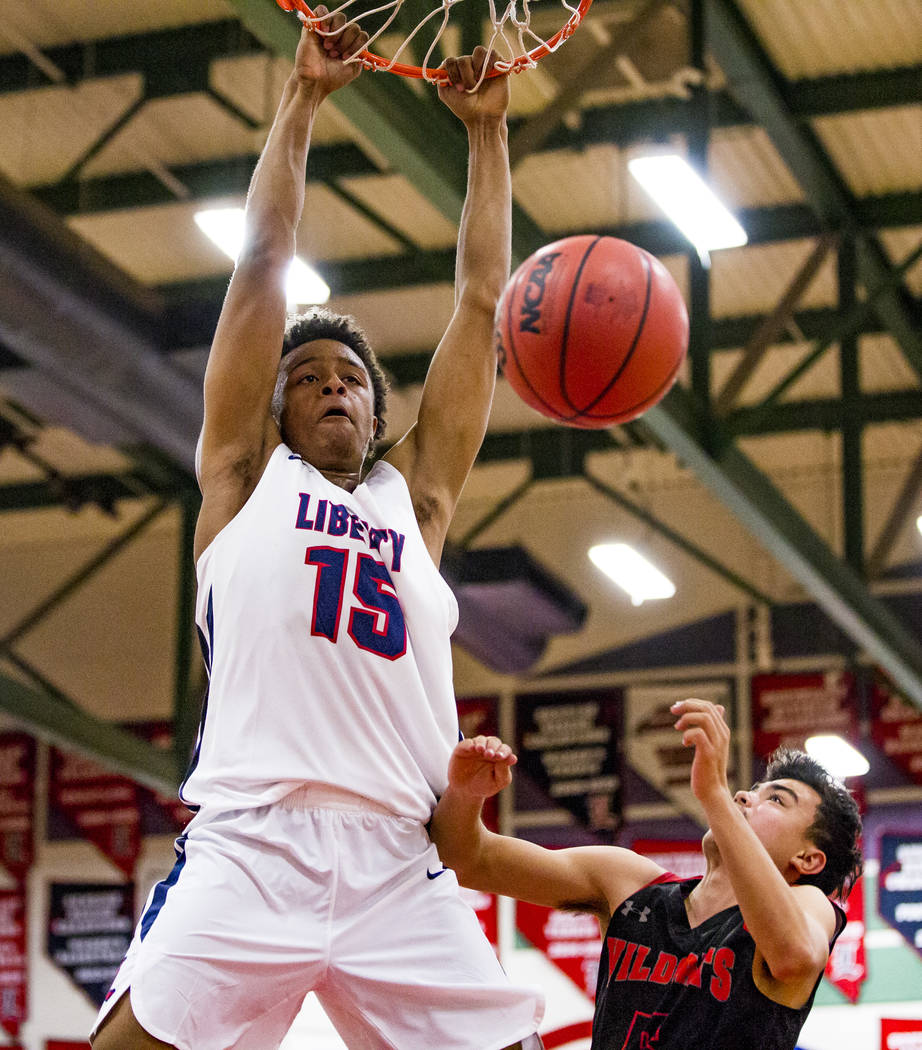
[515,688,623,841]
[0,734,35,883]
[878,833,922,960]
[516,900,602,1000]
[47,883,134,1006]
[49,748,141,877]
[0,888,27,1037]
[825,874,867,1002]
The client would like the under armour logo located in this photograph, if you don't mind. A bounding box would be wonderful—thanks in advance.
[620,899,651,922]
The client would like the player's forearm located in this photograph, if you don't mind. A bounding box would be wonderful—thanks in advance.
[703,792,826,979]
[241,75,326,266]
[430,787,492,885]
[455,116,511,312]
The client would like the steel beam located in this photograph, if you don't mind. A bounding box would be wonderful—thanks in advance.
[644,385,922,710]
[0,671,179,794]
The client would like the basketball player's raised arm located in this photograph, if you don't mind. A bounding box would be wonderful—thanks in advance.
[430,737,663,921]
[384,50,511,565]
[196,14,366,548]
[672,699,836,999]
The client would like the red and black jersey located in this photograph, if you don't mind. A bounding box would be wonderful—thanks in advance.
[591,874,845,1050]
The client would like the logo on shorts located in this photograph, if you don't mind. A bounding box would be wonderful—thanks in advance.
[426,866,447,879]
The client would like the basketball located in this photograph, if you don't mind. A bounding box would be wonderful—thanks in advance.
[495,235,689,428]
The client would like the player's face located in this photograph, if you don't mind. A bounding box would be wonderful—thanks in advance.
[731,778,823,877]
[279,339,378,470]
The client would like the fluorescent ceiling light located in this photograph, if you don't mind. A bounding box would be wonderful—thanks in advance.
[917,513,922,536]
[194,207,330,305]
[804,734,870,779]
[589,543,675,607]
[628,154,748,253]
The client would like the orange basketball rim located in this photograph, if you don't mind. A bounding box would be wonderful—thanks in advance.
[276,0,593,83]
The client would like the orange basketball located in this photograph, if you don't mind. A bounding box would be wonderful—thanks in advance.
[495,235,689,428]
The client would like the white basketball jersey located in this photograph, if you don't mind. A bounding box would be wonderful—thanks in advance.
[185,444,460,823]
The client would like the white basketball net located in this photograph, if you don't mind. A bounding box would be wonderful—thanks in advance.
[282,0,591,83]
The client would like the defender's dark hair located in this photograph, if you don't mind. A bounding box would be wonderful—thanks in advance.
[279,307,389,440]
[765,747,863,899]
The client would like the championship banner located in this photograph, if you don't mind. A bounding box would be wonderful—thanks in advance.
[0,888,27,1037]
[47,883,134,1007]
[0,733,35,882]
[871,680,922,784]
[49,748,141,877]
[626,681,733,824]
[881,1018,922,1050]
[457,698,499,949]
[878,833,922,959]
[517,899,601,1000]
[825,874,866,1002]
[751,670,856,758]
[516,689,622,839]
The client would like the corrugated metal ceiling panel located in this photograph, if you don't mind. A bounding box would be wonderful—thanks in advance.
[82,93,260,178]
[709,239,838,318]
[709,125,805,208]
[859,333,922,392]
[335,173,459,250]
[0,1,233,52]
[513,143,626,233]
[67,188,403,284]
[211,53,356,146]
[736,0,922,79]
[812,105,922,197]
[0,75,142,186]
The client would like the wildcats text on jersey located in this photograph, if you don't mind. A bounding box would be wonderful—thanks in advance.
[604,937,734,1003]
[295,492,406,572]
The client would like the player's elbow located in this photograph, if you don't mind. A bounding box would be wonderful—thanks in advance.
[764,941,827,984]
[456,276,505,317]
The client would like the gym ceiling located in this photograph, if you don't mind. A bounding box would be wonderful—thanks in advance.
[0,0,920,796]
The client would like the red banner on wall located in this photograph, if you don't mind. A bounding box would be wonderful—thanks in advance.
[825,874,866,1003]
[517,900,601,1000]
[0,888,27,1037]
[0,734,35,882]
[881,1018,922,1050]
[871,680,922,784]
[49,749,141,877]
[751,670,857,758]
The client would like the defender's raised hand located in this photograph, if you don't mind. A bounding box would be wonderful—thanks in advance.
[448,736,517,800]
[672,698,732,807]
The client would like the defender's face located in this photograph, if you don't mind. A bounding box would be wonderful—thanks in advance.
[278,339,378,471]
[730,778,823,875]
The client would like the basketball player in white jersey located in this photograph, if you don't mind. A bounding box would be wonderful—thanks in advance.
[91,11,543,1050]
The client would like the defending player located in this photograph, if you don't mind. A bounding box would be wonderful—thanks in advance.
[430,699,863,1050]
[91,12,543,1050]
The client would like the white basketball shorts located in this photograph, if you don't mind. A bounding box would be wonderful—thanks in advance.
[92,785,544,1050]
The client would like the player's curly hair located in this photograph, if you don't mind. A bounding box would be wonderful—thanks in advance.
[274,307,390,441]
[765,748,863,899]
